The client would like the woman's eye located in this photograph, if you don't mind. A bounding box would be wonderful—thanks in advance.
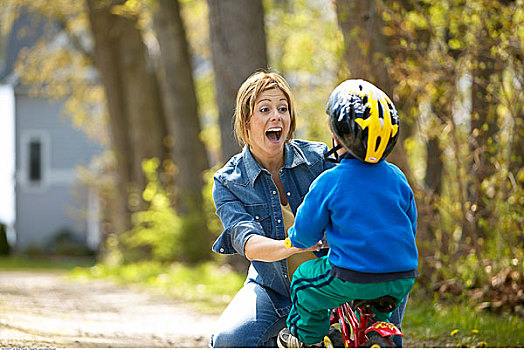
[259,107,269,113]
[279,106,288,113]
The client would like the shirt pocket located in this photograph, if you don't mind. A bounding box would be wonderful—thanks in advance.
[244,203,272,237]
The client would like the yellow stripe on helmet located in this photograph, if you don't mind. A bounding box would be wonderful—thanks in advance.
[355,92,398,163]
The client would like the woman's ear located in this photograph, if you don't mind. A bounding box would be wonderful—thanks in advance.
[245,121,251,143]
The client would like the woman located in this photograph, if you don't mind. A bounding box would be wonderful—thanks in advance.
[210,71,407,347]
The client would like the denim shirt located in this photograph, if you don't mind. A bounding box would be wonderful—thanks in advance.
[212,139,335,317]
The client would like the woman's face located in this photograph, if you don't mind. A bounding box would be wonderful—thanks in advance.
[246,88,291,162]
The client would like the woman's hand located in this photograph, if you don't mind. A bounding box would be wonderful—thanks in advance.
[285,236,328,251]
[294,239,326,252]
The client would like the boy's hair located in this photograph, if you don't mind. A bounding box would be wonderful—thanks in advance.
[234,70,297,146]
[326,79,399,163]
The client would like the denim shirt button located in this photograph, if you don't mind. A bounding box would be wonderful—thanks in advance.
[219,248,224,253]
[255,215,260,220]
[286,192,291,196]
[272,190,277,195]
[277,219,281,223]
[283,274,288,278]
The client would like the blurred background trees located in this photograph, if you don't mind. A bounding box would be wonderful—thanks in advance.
[1,0,522,315]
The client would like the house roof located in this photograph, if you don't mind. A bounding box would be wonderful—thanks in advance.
[0,9,47,85]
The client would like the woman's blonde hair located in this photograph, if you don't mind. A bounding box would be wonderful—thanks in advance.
[234,70,296,146]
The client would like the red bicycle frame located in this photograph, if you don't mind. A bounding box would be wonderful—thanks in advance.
[329,302,402,347]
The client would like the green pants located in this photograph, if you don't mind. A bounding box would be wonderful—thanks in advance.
[287,256,415,345]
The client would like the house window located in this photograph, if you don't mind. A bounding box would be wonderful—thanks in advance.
[22,131,48,188]
[29,139,42,182]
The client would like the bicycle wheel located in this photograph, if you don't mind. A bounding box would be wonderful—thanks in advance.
[323,326,345,348]
[364,334,396,348]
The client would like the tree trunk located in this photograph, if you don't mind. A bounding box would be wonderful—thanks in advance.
[335,0,412,179]
[467,36,500,246]
[86,0,167,239]
[510,113,524,183]
[425,137,443,195]
[207,0,268,163]
[508,46,524,183]
[153,0,212,263]
[334,0,392,93]
[206,0,268,270]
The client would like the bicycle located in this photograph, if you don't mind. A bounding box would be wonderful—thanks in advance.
[322,296,401,348]
[282,238,403,347]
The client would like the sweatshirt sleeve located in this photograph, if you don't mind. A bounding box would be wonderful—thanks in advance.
[288,173,331,249]
[407,194,417,237]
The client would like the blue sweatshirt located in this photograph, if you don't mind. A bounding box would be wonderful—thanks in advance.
[288,158,418,278]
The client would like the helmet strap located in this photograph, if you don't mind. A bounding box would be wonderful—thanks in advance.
[324,143,343,163]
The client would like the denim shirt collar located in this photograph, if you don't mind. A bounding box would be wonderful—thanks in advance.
[242,142,310,187]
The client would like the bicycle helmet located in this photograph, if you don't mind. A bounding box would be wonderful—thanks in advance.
[326,79,399,163]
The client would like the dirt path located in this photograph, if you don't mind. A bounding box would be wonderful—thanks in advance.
[0,270,218,348]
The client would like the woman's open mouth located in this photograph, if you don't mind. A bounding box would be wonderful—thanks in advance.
[266,127,283,143]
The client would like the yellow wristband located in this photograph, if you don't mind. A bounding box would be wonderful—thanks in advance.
[284,237,293,249]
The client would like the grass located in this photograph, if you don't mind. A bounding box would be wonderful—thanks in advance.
[0,255,243,314]
[2,254,522,347]
[0,254,95,270]
[71,260,245,314]
[403,292,524,347]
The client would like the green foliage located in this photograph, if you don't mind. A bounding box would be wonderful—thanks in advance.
[378,0,524,314]
[4,0,523,319]
[118,158,217,263]
[265,0,343,143]
[5,0,108,144]
[121,158,182,262]
[202,167,223,238]
[46,229,94,256]
[0,224,10,256]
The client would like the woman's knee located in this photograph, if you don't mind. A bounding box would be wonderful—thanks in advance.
[211,316,286,347]
[210,327,259,348]
[210,329,237,348]
[210,282,286,347]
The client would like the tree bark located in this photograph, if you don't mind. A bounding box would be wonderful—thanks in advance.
[86,0,167,237]
[425,137,443,195]
[334,0,392,93]
[207,0,268,163]
[467,27,500,245]
[153,0,212,263]
[206,0,268,270]
[334,0,412,179]
[509,113,524,183]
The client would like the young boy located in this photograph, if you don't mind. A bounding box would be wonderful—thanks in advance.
[278,80,419,347]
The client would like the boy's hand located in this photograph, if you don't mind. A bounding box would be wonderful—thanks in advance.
[313,239,329,251]
[300,240,328,252]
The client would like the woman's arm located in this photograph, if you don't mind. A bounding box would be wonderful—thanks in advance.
[213,174,320,258]
[212,175,266,256]
[244,235,321,262]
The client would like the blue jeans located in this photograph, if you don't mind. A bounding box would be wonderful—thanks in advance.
[210,281,409,348]
[210,281,287,347]
[391,295,408,347]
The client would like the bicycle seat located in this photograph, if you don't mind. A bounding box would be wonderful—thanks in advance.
[351,295,398,313]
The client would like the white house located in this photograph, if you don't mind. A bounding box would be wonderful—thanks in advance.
[0,11,103,252]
